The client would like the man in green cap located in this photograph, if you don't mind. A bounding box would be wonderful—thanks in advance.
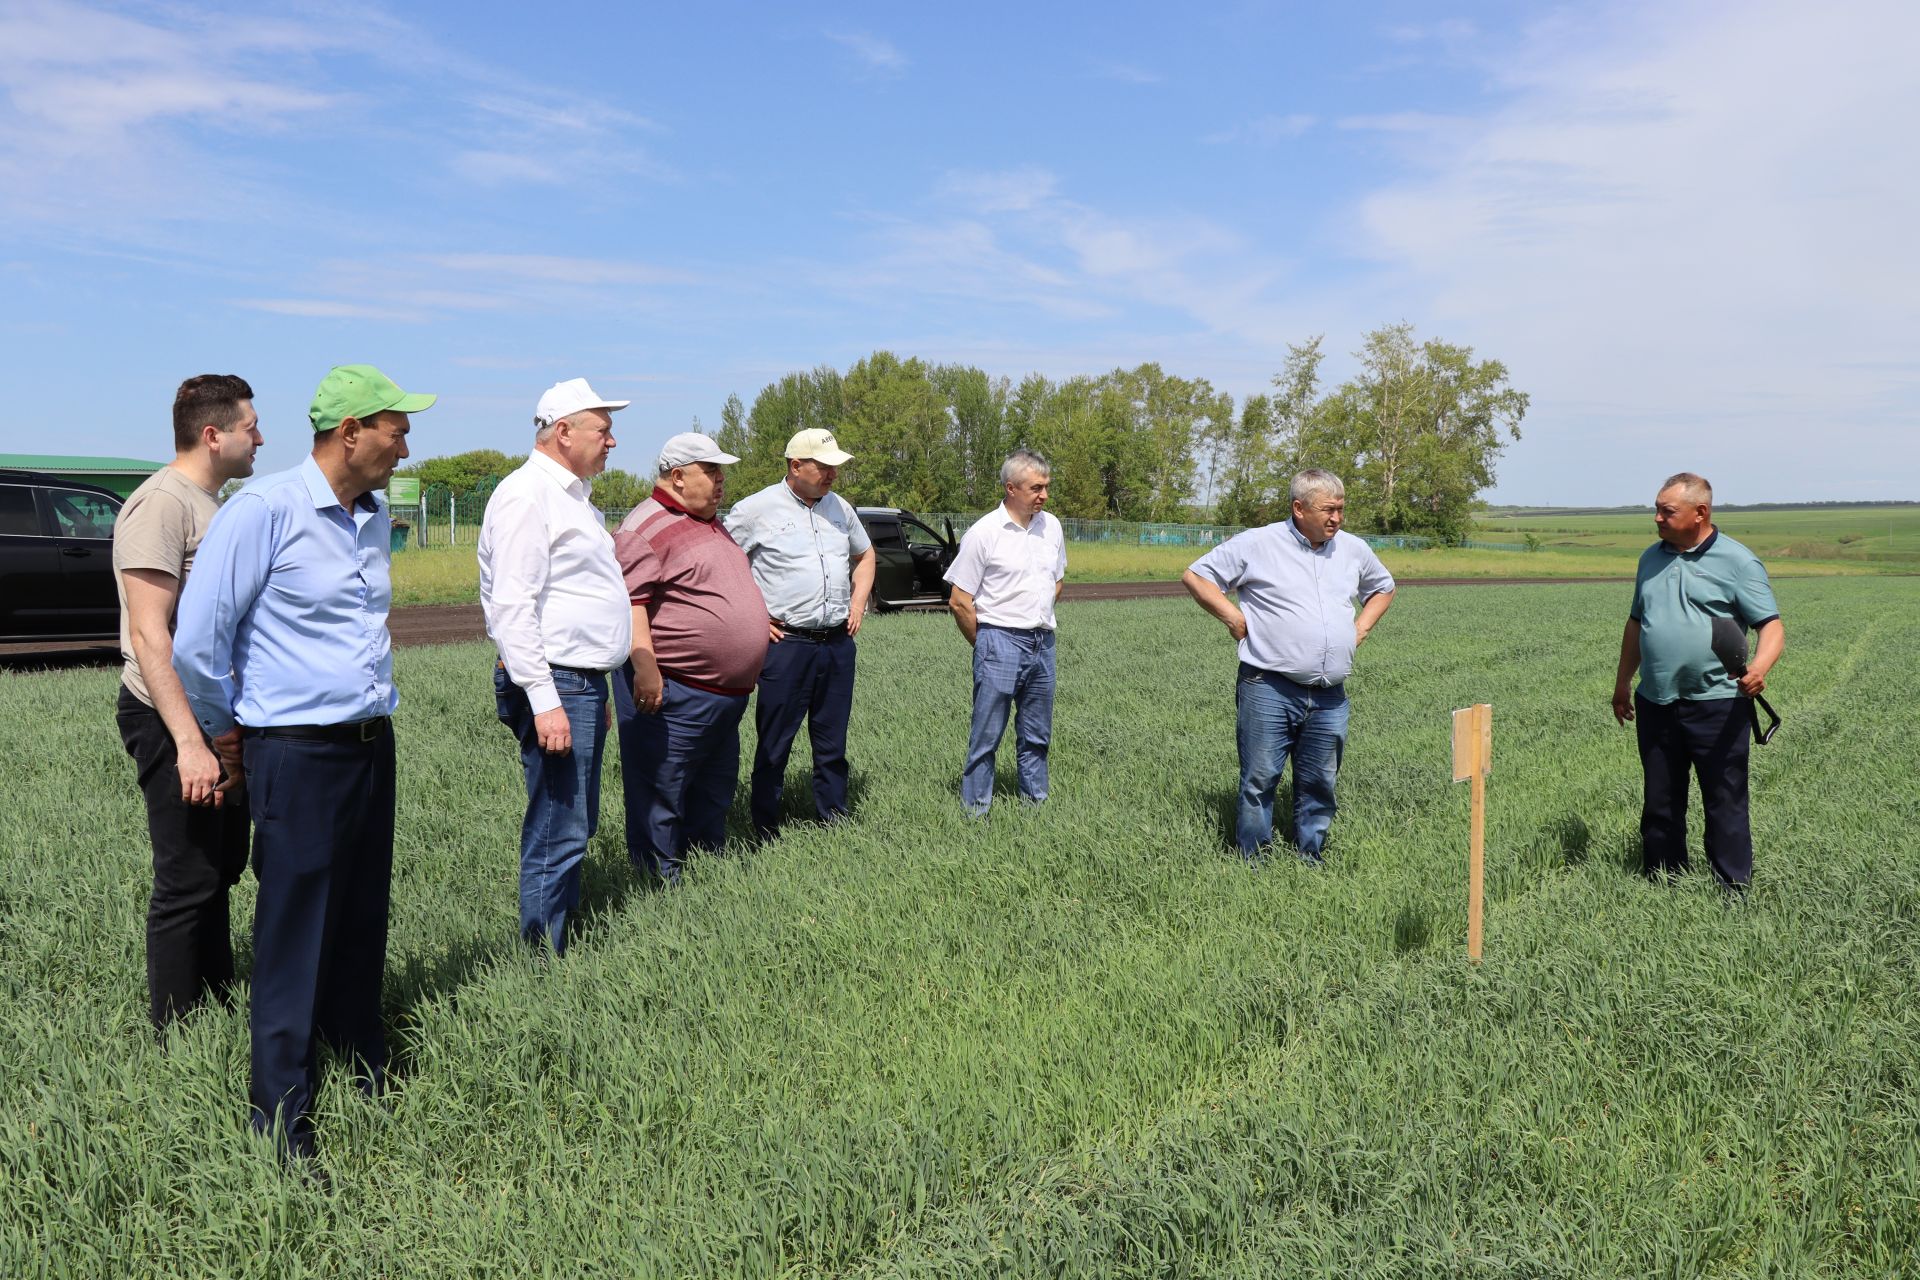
[175,363,434,1164]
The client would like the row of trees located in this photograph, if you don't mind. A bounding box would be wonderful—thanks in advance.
[399,324,1529,541]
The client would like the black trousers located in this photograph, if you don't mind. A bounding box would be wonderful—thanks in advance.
[1634,693,1753,887]
[115,686,251,1030]
[244,726,395,1157]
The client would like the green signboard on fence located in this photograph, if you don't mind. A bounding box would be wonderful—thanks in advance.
[387,477,421,505]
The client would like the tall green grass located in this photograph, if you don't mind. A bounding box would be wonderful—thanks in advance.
[3,580,1917,1276]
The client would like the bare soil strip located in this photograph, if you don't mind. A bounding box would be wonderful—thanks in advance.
[0,577,1635,664]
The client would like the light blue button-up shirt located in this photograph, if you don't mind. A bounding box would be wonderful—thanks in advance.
[1190,520,1396,686]
[174,456,398,734]
[722,480,872,629]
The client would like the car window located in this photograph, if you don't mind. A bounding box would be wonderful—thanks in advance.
[0,486,38,536]
[902,518,944,549]
[864,517,903,549]
[48,488,120,539]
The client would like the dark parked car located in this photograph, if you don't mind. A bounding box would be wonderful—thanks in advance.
[0,469,124,642]
[857,507,957,610]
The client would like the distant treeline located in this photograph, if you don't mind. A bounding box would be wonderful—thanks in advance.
[1488,501,1920,516]
[399,323,1529,542]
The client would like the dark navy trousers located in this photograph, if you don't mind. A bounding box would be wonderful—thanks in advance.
[243,726,395,1157]
[750,632,856,835]
[1634,693,1753,887]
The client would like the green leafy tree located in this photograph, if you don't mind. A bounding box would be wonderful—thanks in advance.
[395,449,524,496]
[1308,324,1527,541]
[836,352,953,510]
[590,468,653,514]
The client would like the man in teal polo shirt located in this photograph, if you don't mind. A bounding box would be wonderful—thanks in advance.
[1611,472,1784,888]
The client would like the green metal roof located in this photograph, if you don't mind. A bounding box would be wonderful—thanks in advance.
[0,454,165,473]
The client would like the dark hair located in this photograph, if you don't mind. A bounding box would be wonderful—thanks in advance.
[172,374,255,452]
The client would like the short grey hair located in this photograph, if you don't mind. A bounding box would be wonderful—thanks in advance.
[533,416,561,445]
[1290,468,1345,507]
[1659,471,1712,505]
[1001,448,1050,486]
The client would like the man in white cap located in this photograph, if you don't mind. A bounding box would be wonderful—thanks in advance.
[723,429,875,838]
[478,378,634,954]
[611,433,768,883]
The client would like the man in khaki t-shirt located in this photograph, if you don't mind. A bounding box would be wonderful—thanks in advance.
[112,373,262,1033]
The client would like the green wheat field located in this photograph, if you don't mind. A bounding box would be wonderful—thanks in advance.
[4,579,1918,1277]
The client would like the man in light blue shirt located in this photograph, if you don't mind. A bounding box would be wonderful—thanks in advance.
[723,429,875,837]
[1184,469,1396,864]
[174,363,433,1164]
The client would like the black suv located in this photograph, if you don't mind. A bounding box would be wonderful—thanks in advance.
[0,470,124,642]
[857,507,957,610]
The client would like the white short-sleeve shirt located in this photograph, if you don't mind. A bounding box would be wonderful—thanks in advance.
[943,505,1067,630]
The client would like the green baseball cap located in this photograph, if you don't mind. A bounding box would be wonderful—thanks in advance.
[308,364,437,433]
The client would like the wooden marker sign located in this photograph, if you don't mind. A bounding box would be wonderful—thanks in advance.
[1451,704,1492,963]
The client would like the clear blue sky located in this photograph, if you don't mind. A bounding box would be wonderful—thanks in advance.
[2,0,1914,504]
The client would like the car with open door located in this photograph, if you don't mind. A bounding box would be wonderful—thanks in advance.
[856,507,957,611]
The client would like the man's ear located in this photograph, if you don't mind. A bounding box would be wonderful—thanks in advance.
[338,416,362,446]
[198,422,222,450]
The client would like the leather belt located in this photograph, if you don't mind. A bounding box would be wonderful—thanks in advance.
[246,716,392,743]
[775,620,849,643]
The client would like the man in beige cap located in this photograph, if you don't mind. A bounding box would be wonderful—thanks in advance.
[478,378,633,954]
[611,433,768,883]
[723,429,875,838]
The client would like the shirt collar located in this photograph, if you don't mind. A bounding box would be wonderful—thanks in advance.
[528,449,588,499]
[1286,518,1331,553]
[783,477,824,510]
[652,486,712,522]
[1000,503,1043,532]
[299,455,379,514]
[1659,527,1719,556]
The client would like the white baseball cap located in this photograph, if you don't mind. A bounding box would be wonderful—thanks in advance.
[656,431,741,470]
[535,377,630,428]
[786,428,854,466]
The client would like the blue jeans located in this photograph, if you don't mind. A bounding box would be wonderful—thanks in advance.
[1235,664,1349,860]
[962,625,1056,815]
[751,632,856,835]
[613,664,748,883]
[495,664,609,954]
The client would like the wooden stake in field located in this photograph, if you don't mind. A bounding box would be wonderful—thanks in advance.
[1451,703,1492,963]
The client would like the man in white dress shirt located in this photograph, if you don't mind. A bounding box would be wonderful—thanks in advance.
[943,449,1067,816]
[478,378,635,954]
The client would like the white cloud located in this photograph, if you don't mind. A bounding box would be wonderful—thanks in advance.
[429,254,703,287]
[1090,60,1163,85]
[232,298,428,323]
[1204,113,1316,146]
[937,167,1060,214]
[825,29,907,74]
[450,150,564,186]
[1347,0,1920,499]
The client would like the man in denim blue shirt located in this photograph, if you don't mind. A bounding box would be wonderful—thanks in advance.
[1184,469,1396,864]
[175,363,434,1162]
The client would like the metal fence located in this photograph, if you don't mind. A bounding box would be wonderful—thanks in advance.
[387,490,1536,555]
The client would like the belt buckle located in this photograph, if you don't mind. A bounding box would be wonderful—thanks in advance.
[358,717,383,742]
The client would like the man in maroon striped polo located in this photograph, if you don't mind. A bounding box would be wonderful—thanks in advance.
[612,433,769,883]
